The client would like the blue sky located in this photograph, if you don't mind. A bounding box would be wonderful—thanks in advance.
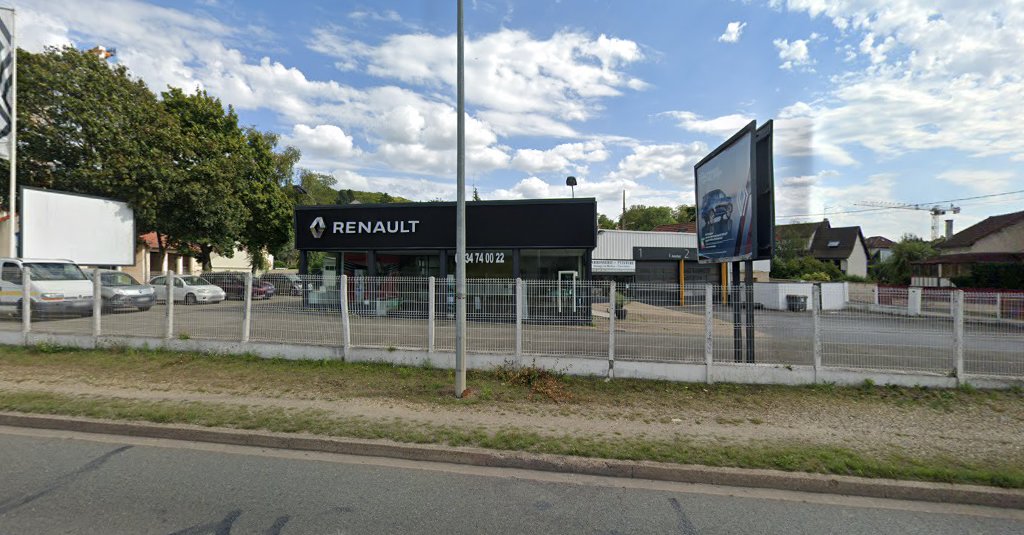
[15,0,1024,239]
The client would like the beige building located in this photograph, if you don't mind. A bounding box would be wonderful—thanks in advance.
[122,232,272,282]
[912,210,1024,287]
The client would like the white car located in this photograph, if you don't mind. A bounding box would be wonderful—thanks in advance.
[0,258,94,317]
[149,275,226,305]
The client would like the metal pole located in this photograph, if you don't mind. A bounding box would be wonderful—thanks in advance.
[92,268,102,338]
[20,266,29,335]
[704,283,713,383]
[454,0,467,397]
[428,276,435,353]
[164,269,174,340]
[607,280,615,379]
[340,274,350,353]
[953,289,964,386]
[812,284,822,383]
[744,259,754,363]
[731,262,741,363]
[7,9,16,257]
[241,272,252,343]
[514,278,523,356]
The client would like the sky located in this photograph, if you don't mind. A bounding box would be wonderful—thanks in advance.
[13,0,1024,240]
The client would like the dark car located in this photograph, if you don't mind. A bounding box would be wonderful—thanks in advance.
[700,189,734,228]
[260,272,303,296]
[204,272,275,300]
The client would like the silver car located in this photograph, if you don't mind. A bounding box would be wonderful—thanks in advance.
[149,275,226,305]
[90,270,156,312]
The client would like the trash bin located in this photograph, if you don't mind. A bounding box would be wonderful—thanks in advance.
[786,294,808,312]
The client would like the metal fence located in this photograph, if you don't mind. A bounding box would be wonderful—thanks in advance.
[5,269,1023,381]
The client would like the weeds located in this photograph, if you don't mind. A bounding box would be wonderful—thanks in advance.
[495,359,573,402]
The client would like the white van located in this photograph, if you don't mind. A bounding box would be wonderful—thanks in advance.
[0,258,94,317]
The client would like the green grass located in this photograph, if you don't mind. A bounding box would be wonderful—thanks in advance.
[0,389,1020,489]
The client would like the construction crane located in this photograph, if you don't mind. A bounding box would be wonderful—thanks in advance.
[855,201,960,240]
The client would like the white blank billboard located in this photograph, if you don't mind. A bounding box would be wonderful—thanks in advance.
[21,187,135,265]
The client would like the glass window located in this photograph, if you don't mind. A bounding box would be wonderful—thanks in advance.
[151,276,165,285]
[102,272,141,286]
[1,264,22,284]
[447,250,512,278]
[179,276,208,286]
[25,263,87,281]
[519,249,585,280]
[379,250,442,277]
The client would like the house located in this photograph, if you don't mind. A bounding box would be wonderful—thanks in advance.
[775,219,870,278]
[122,232,273,283]
[865,236,896,264]
[911,209,1024,287]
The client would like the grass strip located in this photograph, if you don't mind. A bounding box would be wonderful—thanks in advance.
[0,389,1021,489]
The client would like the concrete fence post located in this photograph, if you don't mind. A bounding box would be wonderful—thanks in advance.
[607,280,615,379]
[953,289,965,386]
[92,269,102,338]
[164,270,174,340]
[21,267,31,337]
[812,284,822,383]
[704,283,713,384]
[995,293,1002,320]
[339,274,350,354]
[428,276,436,353]
[515,278,523,356]
[241,272,252,343]
[908,287,922,316]
[872,285,879,306]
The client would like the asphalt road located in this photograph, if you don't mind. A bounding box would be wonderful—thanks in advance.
[3,295,1021,375]
[1,427,1021,535]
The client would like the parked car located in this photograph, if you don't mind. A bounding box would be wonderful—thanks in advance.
[260,272,303,296]
[0,258,94,317]
[149,274,226,305]
[204,272,276,300]
[87,269,156,312]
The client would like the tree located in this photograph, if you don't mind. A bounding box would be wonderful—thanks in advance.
[293,169,338,205]
[336,188,356,205]
[472,186,481,201]
[872,235,937,285]
[4,47,181,232]
[239,129,299,272]
[674,204,696,224]
[620,205,675,231]
[160,88,250,271]
[598,214,618,230]
[378,192,394,203]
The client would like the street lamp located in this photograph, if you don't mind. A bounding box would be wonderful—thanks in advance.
[566,176,577,198]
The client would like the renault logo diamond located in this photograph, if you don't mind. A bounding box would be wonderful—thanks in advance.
[309,216,326,239]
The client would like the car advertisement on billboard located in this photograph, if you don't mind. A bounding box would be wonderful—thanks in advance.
[695,122,756,263]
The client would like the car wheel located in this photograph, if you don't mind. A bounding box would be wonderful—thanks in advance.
[138,306,152,312]
[185,293,197,305]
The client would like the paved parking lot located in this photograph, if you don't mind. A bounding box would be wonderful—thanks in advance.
[3,295,1021,376]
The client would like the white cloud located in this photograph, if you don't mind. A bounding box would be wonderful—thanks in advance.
[718,21,747,43]
[609,142,708,189]
[661,111,753,138]
[284,124,361,168]
[510,142,609,175]
[936,170,1015,194]
[773,38,812,70]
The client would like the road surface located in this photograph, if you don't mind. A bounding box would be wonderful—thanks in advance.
[1,426,1021,534]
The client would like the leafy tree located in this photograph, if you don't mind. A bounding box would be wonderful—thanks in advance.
[379,192,394,204]
[598,214,618,230]
[293,169,338,205]
[950,264,1024,290]
[770,256,844,281]
[160,88,249,271]
[239,129,298,272]
[872,235,936,285]
[4,47,181,233]
[674,204,696,224]
[472,186,481,201]
[620,205,675,231]
[336,188,356,205]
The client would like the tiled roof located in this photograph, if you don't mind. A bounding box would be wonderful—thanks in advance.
[864,235,895,249]
[938,210,1024,249]
[652,222,696,233]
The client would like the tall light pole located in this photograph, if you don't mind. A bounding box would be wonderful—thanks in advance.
[454,0,468,398]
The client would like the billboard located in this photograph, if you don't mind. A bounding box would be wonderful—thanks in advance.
[695,121,757,263]
[20,187,136,265]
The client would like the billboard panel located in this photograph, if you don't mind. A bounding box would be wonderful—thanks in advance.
[695,122,757,263]
[20,187,136,265]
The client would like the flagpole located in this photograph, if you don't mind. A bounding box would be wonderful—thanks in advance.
[5,7,14,257]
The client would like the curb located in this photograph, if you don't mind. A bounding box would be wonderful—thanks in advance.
[1,412,1021,510]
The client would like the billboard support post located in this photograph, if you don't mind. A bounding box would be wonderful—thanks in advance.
[744,259,754,363]
[731,262,742,363]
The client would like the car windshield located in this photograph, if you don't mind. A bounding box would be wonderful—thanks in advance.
[180,276,211,286]
[101,272,141,286]
[26,263,87,281]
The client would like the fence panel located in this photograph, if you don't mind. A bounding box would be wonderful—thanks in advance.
[615,283,705,363]
[821,287,954,373]
[170,272,244,341]
[347,276,430,351]
[250,274,343,347]
[964,291,1024,377]
[520,279,607,358]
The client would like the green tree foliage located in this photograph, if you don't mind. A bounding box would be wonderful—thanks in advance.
[770,256,844,281]
[6,47,181,231]
[472,186,481,201]
[336,188,356,205]
[293,169,338,205]
[674,204,696,224]
[620,205,675,231]
[598,214,618,230]
[239,129,298,272]
[872,235,937,285]
[160,88,251,271]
